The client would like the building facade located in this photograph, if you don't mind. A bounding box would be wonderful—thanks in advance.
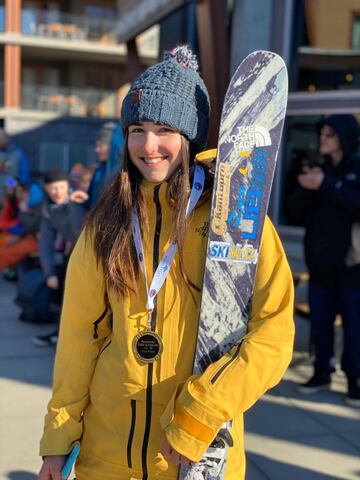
[0,0,159,172]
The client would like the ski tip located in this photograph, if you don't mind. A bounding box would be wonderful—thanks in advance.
[230,50,288,87]
[243,50,286,66]
[243,50,285,63]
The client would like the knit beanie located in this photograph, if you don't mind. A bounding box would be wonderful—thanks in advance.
[43,168,68,184]
[121,45,210,152]
[318,115,360,157]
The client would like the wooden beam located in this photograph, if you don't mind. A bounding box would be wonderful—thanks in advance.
[5,45,21,108]
[126,38,142,83]
[5,0,21,32]
[5,0,21,108]
[208,0,229,108]
[196,0,229,148]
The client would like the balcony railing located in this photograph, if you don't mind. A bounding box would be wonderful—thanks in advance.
[21,8,119,43]
[21,84,120,118]
[20,8,159,56]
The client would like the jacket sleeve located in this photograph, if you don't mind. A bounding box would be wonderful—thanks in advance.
[320,172,360,220]
[39,230,112,456]
[18,206,42,235]
[286,185,315,226]
[39,216,58,278]
[160,217,295,462]
[68,201,87,241]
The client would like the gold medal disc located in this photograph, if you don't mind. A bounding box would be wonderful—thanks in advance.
[133,331,163,363]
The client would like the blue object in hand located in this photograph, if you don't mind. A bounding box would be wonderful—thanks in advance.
[61,441,80,480]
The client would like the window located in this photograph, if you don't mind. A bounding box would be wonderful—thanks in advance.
[290,0,360,92]
[352,16,360,49]
[22,65,61,86]
[0,1,4,32]
[39,142,97,172]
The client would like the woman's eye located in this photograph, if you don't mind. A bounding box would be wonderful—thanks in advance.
[159,127,175,133]
[129,128,143,134]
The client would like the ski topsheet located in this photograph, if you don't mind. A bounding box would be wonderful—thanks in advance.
[179,51,288,480]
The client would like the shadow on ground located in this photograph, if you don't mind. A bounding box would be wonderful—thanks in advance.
[246,453,347,480]
[6,471,37,480]
[0,277,55,388]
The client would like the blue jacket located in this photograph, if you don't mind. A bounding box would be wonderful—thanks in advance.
[86,125,124,208]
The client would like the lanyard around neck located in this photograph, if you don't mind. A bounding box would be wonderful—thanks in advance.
[131,165,205,320]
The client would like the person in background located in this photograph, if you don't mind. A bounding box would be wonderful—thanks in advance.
[0,179,21,243]
[76,167,93,196]
[70,122,124,208]
[68,163,93,193]
[288,114,360,407]
[32,169,85,347]
[0,129,30,201]
[0,180,44,272]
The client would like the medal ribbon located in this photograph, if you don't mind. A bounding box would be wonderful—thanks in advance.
[132,165,205,320]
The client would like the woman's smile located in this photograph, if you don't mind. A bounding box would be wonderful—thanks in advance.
[142,156,167,165]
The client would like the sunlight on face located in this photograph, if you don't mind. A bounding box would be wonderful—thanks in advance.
[45,180,69,204]
[95,141,110,162]
[127,122,183,183]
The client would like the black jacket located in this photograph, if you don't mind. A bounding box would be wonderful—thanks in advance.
[288,151,360,288]
[39,198,84,278]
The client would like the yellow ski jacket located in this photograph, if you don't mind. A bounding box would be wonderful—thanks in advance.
[40,180,294,480]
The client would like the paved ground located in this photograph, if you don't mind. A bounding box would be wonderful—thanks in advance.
[0,275,359,480]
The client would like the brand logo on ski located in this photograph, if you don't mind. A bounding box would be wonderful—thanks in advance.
[227,148,268,239]
[209,241,258,264]
[224,125,272,148]
[239,151,250,175]
[211,163,231,236]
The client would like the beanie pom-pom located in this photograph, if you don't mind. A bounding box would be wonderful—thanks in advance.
[164,45,199,71]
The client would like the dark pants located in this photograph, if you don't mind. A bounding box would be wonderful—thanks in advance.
[309,282,360,379]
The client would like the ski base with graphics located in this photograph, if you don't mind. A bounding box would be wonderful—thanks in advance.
[179,50,288,480]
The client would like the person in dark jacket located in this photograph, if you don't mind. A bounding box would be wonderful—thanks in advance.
[288,114,360,407]
[33,169,85,346]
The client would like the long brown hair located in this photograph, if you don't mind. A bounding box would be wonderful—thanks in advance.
[85,135,211,300]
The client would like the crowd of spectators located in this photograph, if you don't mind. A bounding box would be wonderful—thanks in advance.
[0,123,124,346]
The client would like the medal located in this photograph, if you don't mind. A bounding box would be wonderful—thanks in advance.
[132,330,163,363]
[131,166,205,364]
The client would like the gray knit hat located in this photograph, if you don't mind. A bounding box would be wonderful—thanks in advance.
[121,45,210,152]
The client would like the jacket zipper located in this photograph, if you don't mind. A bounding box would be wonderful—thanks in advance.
[98,339,111,357]
[92,304,108,339]
[210,342,242,385]
[141,185,161,480]
[127,399,137,468]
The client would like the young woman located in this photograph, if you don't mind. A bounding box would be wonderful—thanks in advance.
[38,46,294,480]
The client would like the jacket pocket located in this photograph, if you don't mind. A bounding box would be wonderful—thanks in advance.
[127,399,137,468]
[210,342,242,385]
